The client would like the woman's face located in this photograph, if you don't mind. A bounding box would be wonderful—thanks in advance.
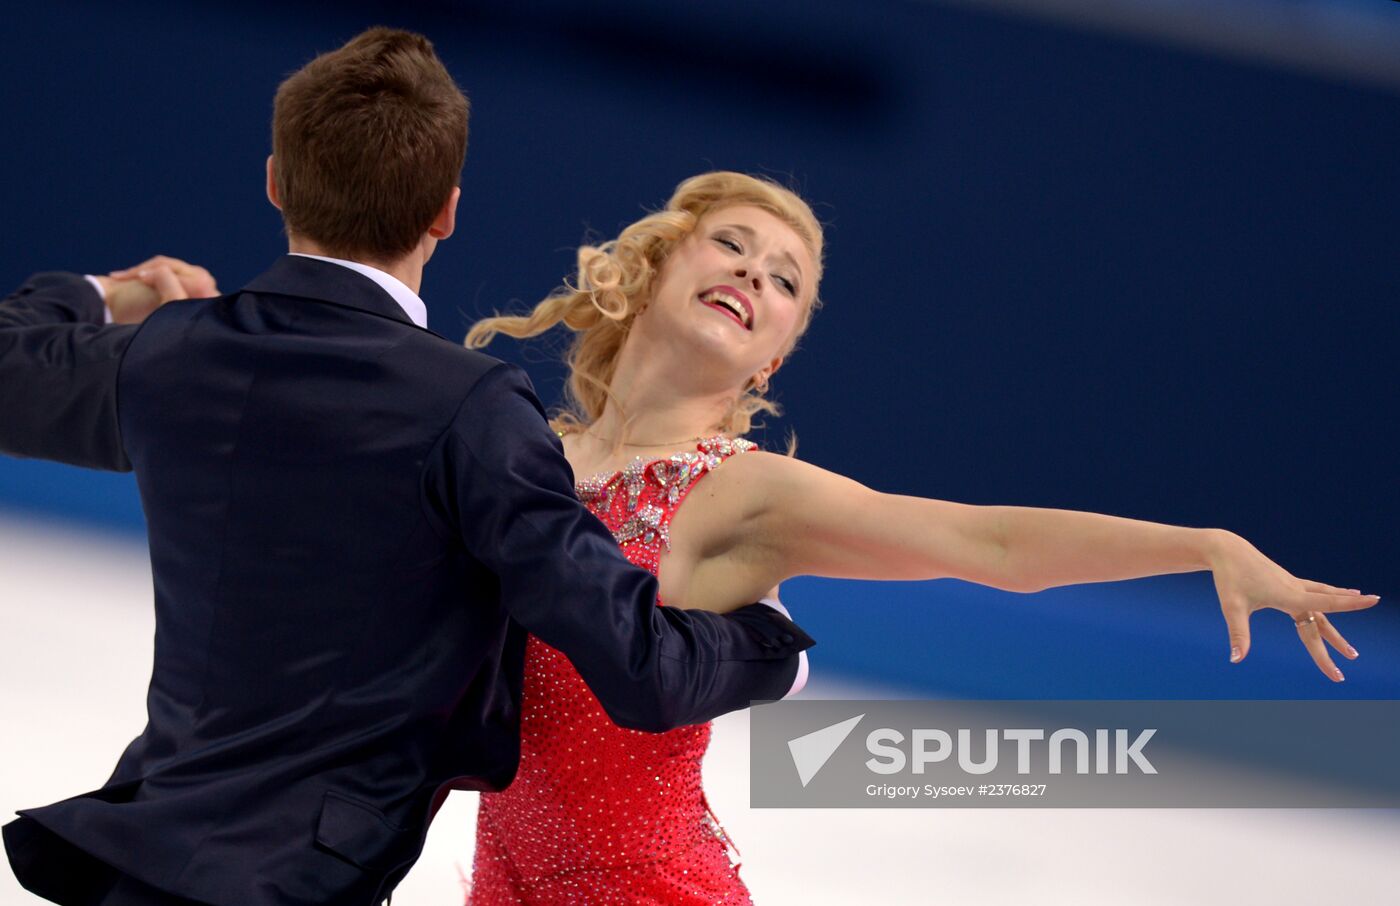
[636,204,816,391]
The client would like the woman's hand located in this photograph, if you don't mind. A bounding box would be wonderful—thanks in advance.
[1208,530,1378,681]
[100,255,219,323]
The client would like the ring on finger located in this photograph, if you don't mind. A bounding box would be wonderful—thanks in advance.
[1295,614,1316,629]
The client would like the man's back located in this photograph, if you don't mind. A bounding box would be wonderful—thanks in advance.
[119,256,504,766]
[8,258,528,904]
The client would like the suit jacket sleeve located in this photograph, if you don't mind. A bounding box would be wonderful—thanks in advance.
[0,272,134,471]
[434,363,815,732]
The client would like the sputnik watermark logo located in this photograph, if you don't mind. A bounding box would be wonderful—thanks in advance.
[787,713,864,787]
[752,700,1400,808]
[785,714,1156,788]
[864,727,1158,775]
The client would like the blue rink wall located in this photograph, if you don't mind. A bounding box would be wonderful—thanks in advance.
[1,0,1397,699]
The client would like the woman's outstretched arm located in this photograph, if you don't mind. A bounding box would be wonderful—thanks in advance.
[725,452,1219,591]
[671,451,1378,680]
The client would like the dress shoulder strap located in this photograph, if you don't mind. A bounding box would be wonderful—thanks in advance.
[610,436,756,553]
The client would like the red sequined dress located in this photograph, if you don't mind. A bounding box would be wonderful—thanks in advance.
[468,436,758,905]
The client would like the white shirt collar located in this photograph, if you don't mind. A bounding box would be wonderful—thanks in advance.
[288,253,428,329]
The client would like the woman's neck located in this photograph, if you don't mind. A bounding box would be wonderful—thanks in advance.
[576,337,739,460]
[585,401,725,449]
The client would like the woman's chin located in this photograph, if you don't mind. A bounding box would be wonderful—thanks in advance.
[679,341,754,381]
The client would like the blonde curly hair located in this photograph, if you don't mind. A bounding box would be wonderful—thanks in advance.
[464,171,824,439]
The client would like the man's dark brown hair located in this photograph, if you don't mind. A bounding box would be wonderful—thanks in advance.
[272,27,469,262]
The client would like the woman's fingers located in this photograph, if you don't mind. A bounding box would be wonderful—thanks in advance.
[173,267,218,297]
[1223,601,1251,664]
[113,256,218,299]
[1294,615,1345,682]
[1297,590,1380,614]
[137,265,190,303]
[110,255,174,278]
[1314,612,1359,660]
[111,256,218,295]
[1299,579,1361,596]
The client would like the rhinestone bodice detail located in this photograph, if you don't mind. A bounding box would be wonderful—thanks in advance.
[572,435,757,572]
[473,436,756,883]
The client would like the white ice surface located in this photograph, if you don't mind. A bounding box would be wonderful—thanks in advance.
[3,513,1398,905]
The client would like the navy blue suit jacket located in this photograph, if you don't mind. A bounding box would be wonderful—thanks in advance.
[0,257,813,906]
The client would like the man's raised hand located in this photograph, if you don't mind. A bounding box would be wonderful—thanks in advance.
[100,255,220,324]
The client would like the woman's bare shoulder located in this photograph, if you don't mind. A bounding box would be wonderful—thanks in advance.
[712,447,804,482]
[708,447,854,497]
[663,448,792,541]
[685,447,808,509]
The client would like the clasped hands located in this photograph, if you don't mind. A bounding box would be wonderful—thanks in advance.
[96,255,217,324]
[1208,530,1380,682]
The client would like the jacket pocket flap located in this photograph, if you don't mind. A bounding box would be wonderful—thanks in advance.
[314,791,408,871]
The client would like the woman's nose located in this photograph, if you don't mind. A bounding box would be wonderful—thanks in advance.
[733,268,761,291]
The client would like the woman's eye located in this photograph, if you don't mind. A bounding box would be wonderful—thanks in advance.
[776,275,796,295]
[715,236,741,252]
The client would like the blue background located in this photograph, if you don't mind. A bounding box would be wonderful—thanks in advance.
[2,0,1396,698]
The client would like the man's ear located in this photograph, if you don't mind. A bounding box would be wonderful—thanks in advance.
[428,187,460,241]
[265,156,282,210]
